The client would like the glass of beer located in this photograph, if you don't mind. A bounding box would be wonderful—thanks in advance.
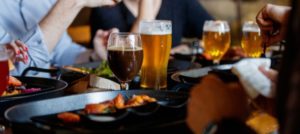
[107,33,143,90]
[0,45,9,95]
[139,20,172,90]
[241,21,263,58]
[203,20,231,64]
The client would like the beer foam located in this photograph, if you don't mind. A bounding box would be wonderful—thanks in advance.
[140,30,171,35]
[243,27,260,32]
[108,46,143,51]
[203,27,230,32]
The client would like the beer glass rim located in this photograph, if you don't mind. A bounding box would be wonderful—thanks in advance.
[204,20,229,24]
[140,20,171,24]
[110,32,141,36]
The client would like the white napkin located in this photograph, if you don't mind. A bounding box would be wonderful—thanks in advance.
[231,58,275,99]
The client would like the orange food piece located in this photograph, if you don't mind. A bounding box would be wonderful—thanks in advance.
[85,101,113,114]
[125,95,157,107]
[113,94,125,109]
[8,76,22,86]
[57,112,80,123]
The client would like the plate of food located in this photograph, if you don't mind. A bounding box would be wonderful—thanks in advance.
[0,67,68,115]
[5,90,188,133]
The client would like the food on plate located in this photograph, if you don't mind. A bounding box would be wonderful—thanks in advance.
[80,60,113,77]
[113,94,125,109]
[57,94,157,122]
[57,112,81,123]
[85,101,116,114]
[1,76,42,97]
[125,95,157,108]
[84,94,156,114]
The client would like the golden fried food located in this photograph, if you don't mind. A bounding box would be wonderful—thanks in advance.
[125,94,157,108]
[57,112,80,123]
[8,76,22,86]
[85,101,114,114]
[113,94,125,109]
[2,90,21,97]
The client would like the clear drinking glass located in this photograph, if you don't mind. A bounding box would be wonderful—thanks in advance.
[203,20,231,64]
[241,21,263,58]
[139,20,172,90]
[0,45,9,95]
[107,33,143,90]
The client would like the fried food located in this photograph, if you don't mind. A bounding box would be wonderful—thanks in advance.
[85,101,115,114]
[8,76,22,86]
[57,112,80,123]
[113,94,125,109]
[2,90,21,96]
[125,94,157,108]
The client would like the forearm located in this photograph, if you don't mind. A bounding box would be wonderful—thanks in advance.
[130,0,158,32]
[39,0,85,53]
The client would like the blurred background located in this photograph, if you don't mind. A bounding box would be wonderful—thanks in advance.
[68,0,290,47]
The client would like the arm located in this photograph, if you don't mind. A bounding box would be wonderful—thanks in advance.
[39,0,116,53]
[129,0,161,32]
[256,4,291,45]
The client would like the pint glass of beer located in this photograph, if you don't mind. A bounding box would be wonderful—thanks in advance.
[139,20,172,89]
[241,21,263,58]
[203,20,231,64]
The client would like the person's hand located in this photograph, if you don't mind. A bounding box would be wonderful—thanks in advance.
[81,0,119,8]
[258,65,278,92]
[187,75,249,134]
[256,4,291,45]
[5,40,28,64]
[93,28,119,60]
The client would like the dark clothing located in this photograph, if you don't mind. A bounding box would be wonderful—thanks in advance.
[90,0,213,47]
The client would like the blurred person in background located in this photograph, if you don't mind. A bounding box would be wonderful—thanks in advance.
[0,0,119,76]
[187,2,300,134]
[90,0,213,59]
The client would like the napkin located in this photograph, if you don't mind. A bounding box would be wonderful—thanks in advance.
[231,58,274,99]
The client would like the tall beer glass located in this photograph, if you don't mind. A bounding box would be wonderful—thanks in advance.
[241,21,263,58]
[139,20,172,89]
[203,20,231,64]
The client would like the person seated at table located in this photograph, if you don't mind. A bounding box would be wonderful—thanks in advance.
[0,0,119,76]
[90,0,213,59]
[187,2,299,134]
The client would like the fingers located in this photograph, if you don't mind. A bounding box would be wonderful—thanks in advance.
[15,40,29,64]
[6,40,28,64]
[258,66,278,82]
[109,27,119,33]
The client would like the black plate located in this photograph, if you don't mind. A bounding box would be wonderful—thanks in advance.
[5,90,189,134]
[171,64,234,84]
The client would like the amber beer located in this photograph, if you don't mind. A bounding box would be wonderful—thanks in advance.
[139,20,172,89]
[241,23,263,58]
[203,21,230,63]
[203,31,230,61]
